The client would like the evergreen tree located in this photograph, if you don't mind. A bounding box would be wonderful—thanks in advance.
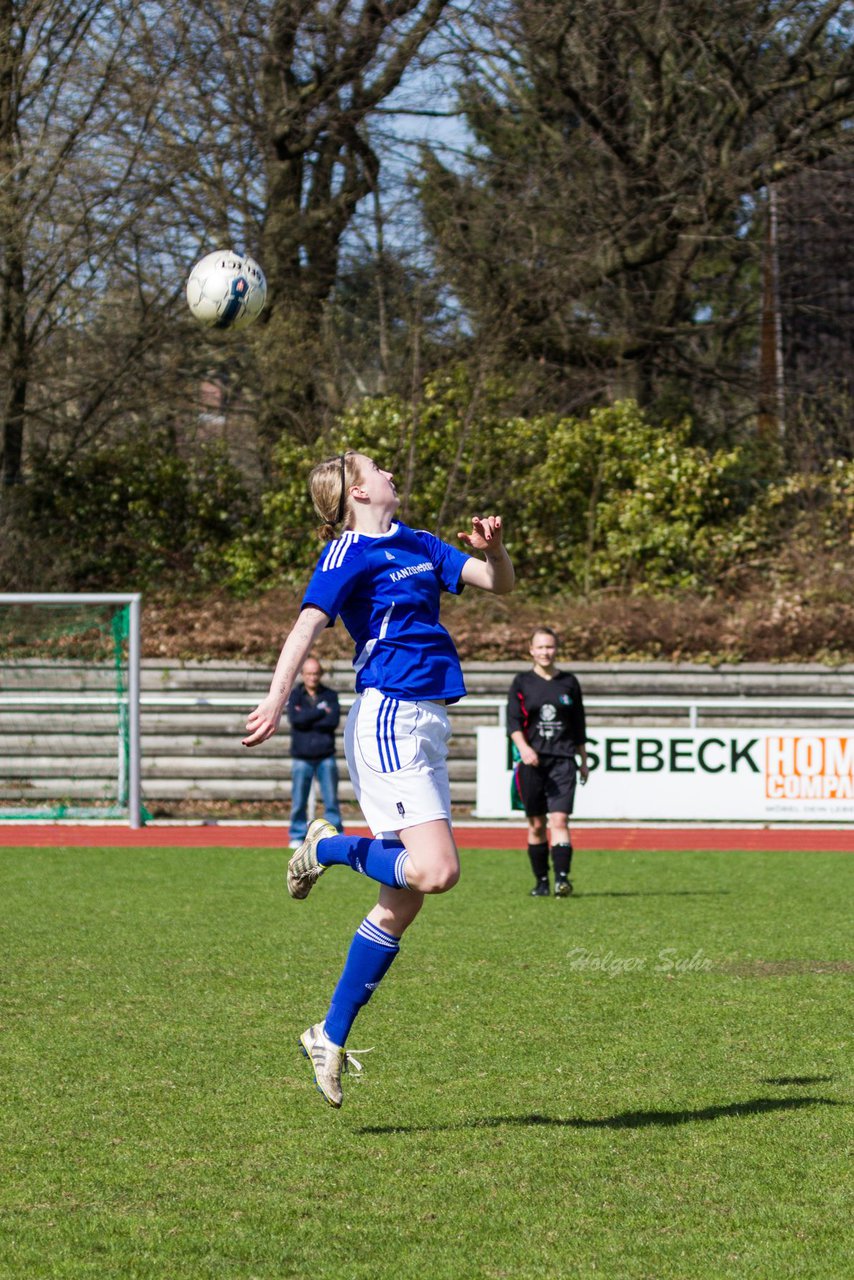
[419,0,854,434]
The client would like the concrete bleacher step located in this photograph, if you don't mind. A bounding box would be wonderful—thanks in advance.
[1,659,852,812]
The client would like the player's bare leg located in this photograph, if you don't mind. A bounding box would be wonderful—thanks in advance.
[394,818,461,894]
[365,881,425,937]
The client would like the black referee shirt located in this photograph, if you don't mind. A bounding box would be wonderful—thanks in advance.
[506,670,587,759]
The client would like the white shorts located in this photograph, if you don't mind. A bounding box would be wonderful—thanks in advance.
[344,687,453,838]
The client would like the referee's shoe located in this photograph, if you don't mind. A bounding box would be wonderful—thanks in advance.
[554,875,573,897]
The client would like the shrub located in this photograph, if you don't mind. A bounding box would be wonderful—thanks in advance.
[19,433,250,590]
[217,384,776,595]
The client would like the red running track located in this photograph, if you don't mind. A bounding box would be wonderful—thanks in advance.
[0,824,850,851]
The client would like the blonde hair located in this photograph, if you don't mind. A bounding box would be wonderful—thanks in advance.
[309,451,363,540]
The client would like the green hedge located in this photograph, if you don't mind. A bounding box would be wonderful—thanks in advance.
[20,434,250,590]
[9,386,852,597]
[219,386,788,595]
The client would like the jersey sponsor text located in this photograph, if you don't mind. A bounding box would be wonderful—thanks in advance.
[389,560,433,583]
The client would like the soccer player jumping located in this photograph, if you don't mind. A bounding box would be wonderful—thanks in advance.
[243,451,514,1107]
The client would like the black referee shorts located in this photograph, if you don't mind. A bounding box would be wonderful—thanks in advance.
[515,755,578,817]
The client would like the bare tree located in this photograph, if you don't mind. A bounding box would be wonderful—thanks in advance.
[137,0,454,452]
[255,0,453,444]
[777,156,854,462]
[0,0,201,489]
[1,0,457,494]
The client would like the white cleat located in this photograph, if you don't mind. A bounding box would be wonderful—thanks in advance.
[286,818,337,899]
[298,1022,368,1109]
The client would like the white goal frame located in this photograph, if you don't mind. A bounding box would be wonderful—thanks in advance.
[0,593,142,827]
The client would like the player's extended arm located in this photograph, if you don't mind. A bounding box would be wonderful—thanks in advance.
[242,606,330,748]
[459,516,515,594]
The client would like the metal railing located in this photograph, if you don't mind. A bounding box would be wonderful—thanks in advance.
[2,691,852,729]
[1,681,851,827]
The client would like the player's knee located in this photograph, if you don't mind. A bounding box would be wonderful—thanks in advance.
[425,869,459,894]
[420,862,460,894]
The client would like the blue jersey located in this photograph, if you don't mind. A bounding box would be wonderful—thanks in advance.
[301,522,469,701]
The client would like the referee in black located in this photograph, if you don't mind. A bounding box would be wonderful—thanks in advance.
[507,627,589,896]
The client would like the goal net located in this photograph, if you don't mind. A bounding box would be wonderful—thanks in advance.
[0,594,143,825]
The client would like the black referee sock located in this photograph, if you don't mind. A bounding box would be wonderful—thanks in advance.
[551,843,573,879]
[527,841,550,882]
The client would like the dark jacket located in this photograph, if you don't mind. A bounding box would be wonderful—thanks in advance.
[287,682,341,760]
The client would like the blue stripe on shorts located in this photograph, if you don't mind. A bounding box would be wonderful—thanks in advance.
[376,695,401,773]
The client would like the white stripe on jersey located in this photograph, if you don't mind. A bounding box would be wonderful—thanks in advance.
[321,530,359,572]
[353,602,395,674]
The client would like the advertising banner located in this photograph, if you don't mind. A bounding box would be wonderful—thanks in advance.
[475,726,854,823]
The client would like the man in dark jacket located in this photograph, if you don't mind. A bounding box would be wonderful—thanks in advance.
[286,657,343,846]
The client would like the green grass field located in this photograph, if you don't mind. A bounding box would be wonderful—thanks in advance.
[1,843,850,1279]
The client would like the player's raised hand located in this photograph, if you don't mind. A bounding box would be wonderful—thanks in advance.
[459,515,514,594]
[242,697,283,748]
[458,514,503,552]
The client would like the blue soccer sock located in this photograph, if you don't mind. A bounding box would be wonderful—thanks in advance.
[316,832,410,889]
[323,918,401,1047]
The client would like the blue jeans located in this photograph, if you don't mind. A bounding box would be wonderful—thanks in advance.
[289,755,343,842]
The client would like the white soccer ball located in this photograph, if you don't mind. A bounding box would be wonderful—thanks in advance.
[186,250,267,331]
